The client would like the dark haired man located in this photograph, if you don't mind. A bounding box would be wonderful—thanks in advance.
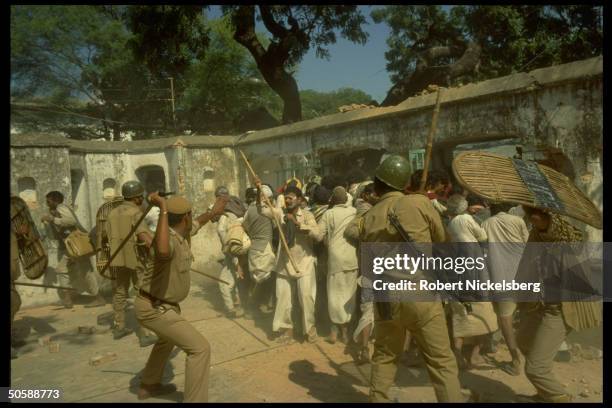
[482,201,529,375]
[467,193,490,225]
[409,169,450,216]
[104,181,156,344]
[135,194,225,402]
[272,186,321,343]
[42,191,105,309]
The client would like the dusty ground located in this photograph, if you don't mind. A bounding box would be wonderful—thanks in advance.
[10,275,603,403]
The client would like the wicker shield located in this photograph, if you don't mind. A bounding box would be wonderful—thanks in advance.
[11,196,48,279]
[95,197,124,280]
[452,151,602,229]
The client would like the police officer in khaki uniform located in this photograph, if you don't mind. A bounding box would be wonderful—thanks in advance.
[359,155,464,402]
[135,193,217,402]
[105,181,156,345]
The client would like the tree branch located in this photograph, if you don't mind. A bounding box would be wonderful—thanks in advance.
[258,6,288,38]
[233,6,267,62]
[381,41,481,106]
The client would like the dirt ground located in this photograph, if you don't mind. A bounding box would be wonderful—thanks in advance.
[10,275,603,403]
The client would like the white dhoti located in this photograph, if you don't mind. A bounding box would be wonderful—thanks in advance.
[248,243,276,283]
[327,269,358,325]
[353,276,374,343]
[273,273,316,335]
[353,301,374,343]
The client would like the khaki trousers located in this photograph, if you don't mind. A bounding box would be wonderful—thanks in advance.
[135,295,211,402]
[112,267,139,330]
[369,301,463,402]
[218,254,250,312]
[517,304,570,401]
[55,248,99,295]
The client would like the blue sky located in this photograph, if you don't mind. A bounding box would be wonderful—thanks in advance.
[208,6,392,103]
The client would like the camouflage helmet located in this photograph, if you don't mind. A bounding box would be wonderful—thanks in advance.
[121,180,145,199]
[375,155,412,191]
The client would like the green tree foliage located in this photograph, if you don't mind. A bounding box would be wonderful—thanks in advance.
[10,5,177,139]
[372,5,603,106]
[223,5,369,123]
[125,5,208,80]
[11,5,287,137]
[179,16,282,133]
[11,5,375,137]
[126,5,371,124]
[300,88,374,120]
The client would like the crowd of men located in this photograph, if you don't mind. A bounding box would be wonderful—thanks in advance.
[10,153,600,403]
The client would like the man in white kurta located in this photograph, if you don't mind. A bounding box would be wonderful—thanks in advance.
[482,202,529,375]
[272,186,321,344]
[216,210,244,318]
[42,191,104,308]
[312,187,358,343]
[446,194,498,369]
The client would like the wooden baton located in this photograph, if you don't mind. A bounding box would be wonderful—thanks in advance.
[238,150,302,277]
[419,87,443,192]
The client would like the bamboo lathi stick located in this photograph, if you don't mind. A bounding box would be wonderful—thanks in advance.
[238,150,302,277]
[419,87,443,192]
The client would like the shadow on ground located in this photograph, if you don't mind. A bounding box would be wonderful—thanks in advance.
[288,359,368,402]
[392,360,519,402]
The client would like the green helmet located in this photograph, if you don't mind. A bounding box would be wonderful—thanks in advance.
[121,180,144,199]
[375,155,412,191]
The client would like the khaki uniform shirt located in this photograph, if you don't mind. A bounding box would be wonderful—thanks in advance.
[360,191,446,320]
[140,228,193,304]
[359,192,445,244]
[106,201,151,270]
[359,191,445,284]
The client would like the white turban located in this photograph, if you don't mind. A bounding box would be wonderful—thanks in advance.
[260,185,273,198]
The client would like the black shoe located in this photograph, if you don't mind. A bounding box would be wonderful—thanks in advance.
[113,327,133,340]
[137,383,177,400]
[58,290,74,309]
[139,335,158,348]
[554,350,571,362]
[226,308,244,319]
[60,296,74,309]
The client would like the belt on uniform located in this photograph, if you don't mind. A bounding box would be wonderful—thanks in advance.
[139,289,179,308]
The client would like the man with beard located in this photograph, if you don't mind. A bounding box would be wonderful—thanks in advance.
[272,186,321,344]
